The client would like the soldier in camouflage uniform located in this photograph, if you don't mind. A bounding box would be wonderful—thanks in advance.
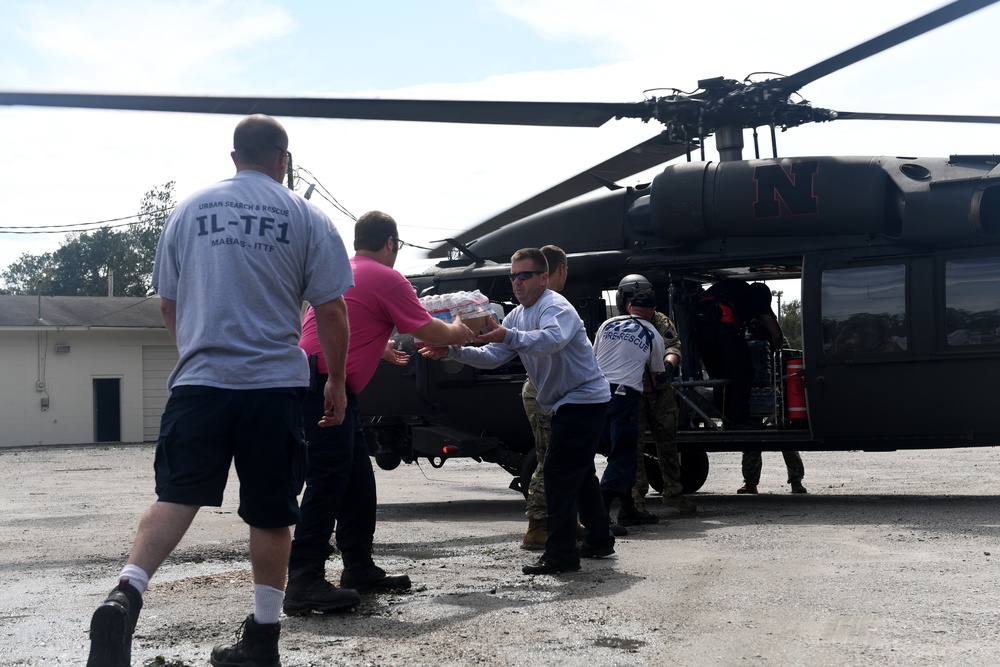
[633,308,696,515]
[520,245,569,550]
[521,378,549,547]
[615,275,698,519]
[738,451,807,494]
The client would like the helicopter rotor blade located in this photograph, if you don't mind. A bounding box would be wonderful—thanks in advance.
[776,0,998,95]
[0,92,652,128]
[428,132,691,258]
[832,110,1000,124]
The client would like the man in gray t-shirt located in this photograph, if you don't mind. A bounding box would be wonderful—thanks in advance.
[87,115,353,667]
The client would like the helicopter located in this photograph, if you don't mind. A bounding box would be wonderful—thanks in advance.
[3,0,1000,494]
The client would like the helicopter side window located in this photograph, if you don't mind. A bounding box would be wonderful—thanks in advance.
[944,257,1000,347]
[821,264,907,357]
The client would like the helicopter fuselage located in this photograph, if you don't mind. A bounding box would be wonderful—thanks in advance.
[358,153,1000,492]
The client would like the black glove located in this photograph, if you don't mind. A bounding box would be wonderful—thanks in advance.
[655,361,675,388]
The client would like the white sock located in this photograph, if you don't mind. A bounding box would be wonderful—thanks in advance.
[253,584,284,625]
[118,564,150,595]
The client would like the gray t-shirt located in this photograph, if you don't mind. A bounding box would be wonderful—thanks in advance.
[449,289,610,413]
[152,170,353,390]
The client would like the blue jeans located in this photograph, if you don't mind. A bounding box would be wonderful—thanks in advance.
[543,401,612,567]
[599,387,641,497]
[290,389,376,568]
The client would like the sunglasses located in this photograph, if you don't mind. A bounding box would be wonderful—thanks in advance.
[509,270,542,282]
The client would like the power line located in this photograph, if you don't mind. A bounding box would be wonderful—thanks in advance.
[296,166,355,221]
[0,219,158,235]
[0,163,364,236]
[53,294,161,327]
[0,207,173,233]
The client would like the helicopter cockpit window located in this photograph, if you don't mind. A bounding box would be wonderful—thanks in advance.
[821,264,907,357]
[944,257,1000,347]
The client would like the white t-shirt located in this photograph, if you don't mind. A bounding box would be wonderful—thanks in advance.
[592,315,665,393]
[152,170,353,390]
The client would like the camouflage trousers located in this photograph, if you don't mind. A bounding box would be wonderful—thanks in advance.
[522,381,550,521]
[632,388,682,512]
[742,451,805,485]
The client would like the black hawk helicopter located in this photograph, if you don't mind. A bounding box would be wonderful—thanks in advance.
[5,0,1000,493]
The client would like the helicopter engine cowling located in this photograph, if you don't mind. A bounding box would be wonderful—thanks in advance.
[454,156,1000,266]
[639,157,892,243]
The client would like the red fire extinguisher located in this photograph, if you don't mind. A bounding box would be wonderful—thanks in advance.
[784,357,807,421]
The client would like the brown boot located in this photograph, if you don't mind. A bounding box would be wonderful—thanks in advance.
[520,518,546,550]
[662,494,697,515]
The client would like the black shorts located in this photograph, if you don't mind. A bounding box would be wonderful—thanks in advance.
[154,385,306,529]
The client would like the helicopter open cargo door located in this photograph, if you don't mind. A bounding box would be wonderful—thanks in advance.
[801,247,1000,448]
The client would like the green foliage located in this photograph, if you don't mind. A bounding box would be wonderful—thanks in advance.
[780,299,803,349]
[0,251,54,295]
[0,182,175,296]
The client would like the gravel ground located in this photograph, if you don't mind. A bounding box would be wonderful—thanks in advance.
[2,444,999,666]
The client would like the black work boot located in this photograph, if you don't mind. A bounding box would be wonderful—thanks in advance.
[340,552,411,594]
[87,577,143,667]
[616,493,659,526]
[210,614,280,667]
[601,491,629,537]
[283,562,361,615]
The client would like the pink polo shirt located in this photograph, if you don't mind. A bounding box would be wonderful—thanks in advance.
[300,255,431,393]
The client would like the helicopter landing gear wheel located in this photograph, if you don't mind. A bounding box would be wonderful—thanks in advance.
[680,450,710,494]
[642,446,710,494]
[518,448,537,500]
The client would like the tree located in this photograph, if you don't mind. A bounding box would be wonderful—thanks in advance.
[130,182,176,287]
[0,251,54,295]
[780,299,803,349]
[0,182,175,296]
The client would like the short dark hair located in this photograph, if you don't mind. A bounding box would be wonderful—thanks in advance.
[630,289,657,308]
[540,245,566,273]
[233,115,287,164]
[748,282,773,309]
[511,248,548,273]
[354,210,398,251]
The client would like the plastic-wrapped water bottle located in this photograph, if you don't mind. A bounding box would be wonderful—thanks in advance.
[468,290,491,318]
[443,293,458,320]
[451,290,476,319]
[422,294,452,323]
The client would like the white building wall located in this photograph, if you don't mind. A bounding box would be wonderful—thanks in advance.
[0,329,174,448]
[0,334,37,447]
[142,346,179,441]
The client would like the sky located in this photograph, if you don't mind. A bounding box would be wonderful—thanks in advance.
[2,0,999,306]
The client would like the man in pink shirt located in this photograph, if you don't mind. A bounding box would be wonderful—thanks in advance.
[285,210,475,615]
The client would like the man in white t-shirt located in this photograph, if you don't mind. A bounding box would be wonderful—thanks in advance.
[592,288,666,532]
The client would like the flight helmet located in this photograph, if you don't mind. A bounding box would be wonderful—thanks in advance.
[616,274,653,315]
